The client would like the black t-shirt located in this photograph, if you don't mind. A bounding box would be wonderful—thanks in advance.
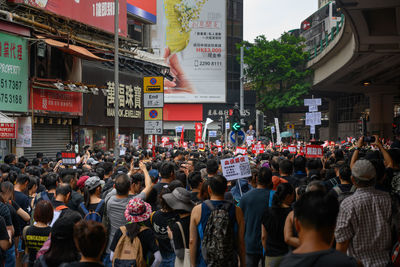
[0,202,12,227]
[24,226,51,266]
[15,190,31,230]
[262,207,292,256]
[7,201,20,237]
[171,215,190,250]
[279,248,357,267]
[110,224,159,261]
[150,210,178,255]
[0,216,9,262]
[77,201,105,219]
[148,182,169,210]
[281,176,299,188]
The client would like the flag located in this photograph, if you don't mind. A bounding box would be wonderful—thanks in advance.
[179,126,184,145]
[202,118,213,142]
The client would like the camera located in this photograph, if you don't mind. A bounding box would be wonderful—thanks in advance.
[133,156,140,169]
[363,136,375,143]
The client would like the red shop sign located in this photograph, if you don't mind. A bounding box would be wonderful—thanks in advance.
[9,0,127,36]
[305,145,323,158]
[0,123,17,139]
[30,88,82,115]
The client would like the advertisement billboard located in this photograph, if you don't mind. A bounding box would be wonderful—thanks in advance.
[152,0,226,103]
[127,0,157,24]
[9,0,127,36]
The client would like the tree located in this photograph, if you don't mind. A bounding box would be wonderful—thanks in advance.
[239,33,312,119]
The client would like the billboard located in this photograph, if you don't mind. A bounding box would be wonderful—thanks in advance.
[127,0,157,24]
[152,0,226,103]
[9,0,127,36]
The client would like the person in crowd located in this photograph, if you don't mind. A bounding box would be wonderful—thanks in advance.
[0,215,11,265]
[205,159,219,178]
[329,165,355,200]
[34,172,58,205]
[279,191,357,266]
[239,167,273,267]
[187,171,203,204]
[78,176,105,220]
[189,175,246,267]
[23,200,53,267]
[50,184,73,226]
[4,154,20,174]
[34,211,81,267]
[60,170,83,211]
[152,162,176,197]
[163,187,194,265]
[262,183,294,267]
[109,198,161,267]
[279,160,298,188]
[68,220,107,267]
[336,159,392,267]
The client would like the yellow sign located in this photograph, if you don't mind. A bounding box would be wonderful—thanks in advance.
[287,124,295,130]
[144,77,164,93]
[144,108,163,121]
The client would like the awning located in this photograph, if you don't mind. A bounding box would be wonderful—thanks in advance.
[37,36,110,62]
[0,112,15,124]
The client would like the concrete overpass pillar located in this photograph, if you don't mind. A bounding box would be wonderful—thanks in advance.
[367,93,394,138]
[328,99,338,141]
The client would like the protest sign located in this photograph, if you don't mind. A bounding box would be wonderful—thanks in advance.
[305,145,323,158]
[221,155,252,181]
[252,144,265,154]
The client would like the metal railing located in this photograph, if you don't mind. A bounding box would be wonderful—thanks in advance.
[307,14,345,61]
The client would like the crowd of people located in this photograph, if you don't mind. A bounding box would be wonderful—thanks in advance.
[0,135,398,267]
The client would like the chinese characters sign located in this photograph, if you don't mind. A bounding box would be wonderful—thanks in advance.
[61,151,77,165]
[195,123,203,143]
[30,89,82,115]
[221,156,251,181]
[305,145,323,158]
[0,123,17,139]
[106,82,142,119]
[9,0,127,36]
[0,32,28,112]
[252,144,265,154]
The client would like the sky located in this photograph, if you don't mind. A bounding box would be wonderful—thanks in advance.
[244,0,319,42]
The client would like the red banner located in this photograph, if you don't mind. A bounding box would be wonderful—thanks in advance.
[30,88,82,115]
[305,145,323,158]
[252,144,265,154]
[235,146,247,155]
[195,123,203,143]
[288,146,297,154]
[9,0,127,36]
[0,123,17,139]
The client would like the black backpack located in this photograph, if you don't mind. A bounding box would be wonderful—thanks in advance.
[201,200,237,267]
[333,185,356,203]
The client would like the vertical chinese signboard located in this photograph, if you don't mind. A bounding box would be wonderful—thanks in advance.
[0,32,28,112]
[143,77,164,135]
[106,81,142,119]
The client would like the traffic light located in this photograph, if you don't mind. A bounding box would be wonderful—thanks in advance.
[231,106,241,133]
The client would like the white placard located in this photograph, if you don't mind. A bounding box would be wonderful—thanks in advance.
[221,155,251,181]
[16,117,32,148]
[274,118,281,144]
[246,136,254,146]
[271,126,275,133]
[305,112,321,126]
[304,98,321,106]
[309,105,318,112]
[209,130,217,137]
[144,93,164,108]
[310,125,316,134]
[145,121,163,135]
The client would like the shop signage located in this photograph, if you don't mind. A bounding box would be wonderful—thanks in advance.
[0,123,17,139]
[9,0,127,36]
[221,155,251,181]
[195,123,202,143]
[0,32,28,112]
[30,88,82,115]
[106,81,142,119]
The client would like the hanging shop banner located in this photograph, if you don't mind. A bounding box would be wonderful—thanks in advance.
[152,0,226,103]
[195,122,203,143]
[30,88,82,115]
[9,0,127,36]
[221,155,251,181]
[0,32,28,112]
[305,145,323,158]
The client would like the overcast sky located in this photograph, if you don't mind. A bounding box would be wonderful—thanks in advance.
[244,0,318,42]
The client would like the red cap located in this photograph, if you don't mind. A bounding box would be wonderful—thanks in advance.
[77,176,89,189]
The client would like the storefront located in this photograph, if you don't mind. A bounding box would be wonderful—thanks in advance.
[79,60,144,151]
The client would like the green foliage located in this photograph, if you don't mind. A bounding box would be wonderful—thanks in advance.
[239,33,312,112]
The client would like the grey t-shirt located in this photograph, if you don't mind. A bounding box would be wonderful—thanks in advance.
[105,191,146,253]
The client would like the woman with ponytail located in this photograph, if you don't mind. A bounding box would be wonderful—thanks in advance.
[261,183,295,267]
[78,176,105,221]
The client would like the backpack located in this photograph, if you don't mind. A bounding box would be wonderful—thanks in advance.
[112,225,147,267]
[201,200,237,267]
[79,199,104,222]
[333,185,356,203]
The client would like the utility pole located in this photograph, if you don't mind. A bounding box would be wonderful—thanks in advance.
[114,0,120,158]
[240,46,244,123]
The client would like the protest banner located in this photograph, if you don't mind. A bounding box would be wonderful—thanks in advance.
[221,155,252,181]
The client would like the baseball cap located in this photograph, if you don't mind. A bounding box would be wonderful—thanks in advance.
[85,176,105,191]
